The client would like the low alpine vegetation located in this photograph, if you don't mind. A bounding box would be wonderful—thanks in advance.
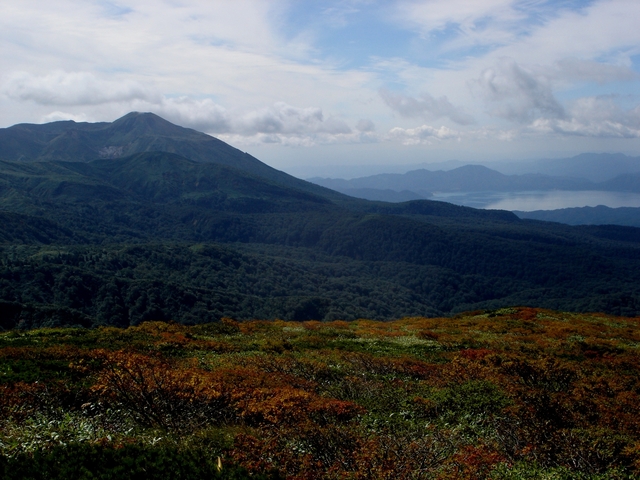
[1,308,639,479]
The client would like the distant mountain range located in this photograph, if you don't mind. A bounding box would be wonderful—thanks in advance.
[2,112,640,325]
[309,157,640,230]
[490,153,640,182]
[298,153,640,183]
[309,163,640,202]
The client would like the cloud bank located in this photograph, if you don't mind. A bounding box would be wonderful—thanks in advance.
[2,71,158,106]
[2,0,640,165]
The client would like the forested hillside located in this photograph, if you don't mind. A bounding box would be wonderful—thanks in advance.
[516,205,640,228]
[1,113,640,327]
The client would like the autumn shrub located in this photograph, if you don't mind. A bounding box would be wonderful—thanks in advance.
[1,308,639,478]
[85,350,233,431]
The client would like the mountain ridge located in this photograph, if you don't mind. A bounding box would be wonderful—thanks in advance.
[0,112,355,205]
[308,164,636,197]
[2,112,640,323]
[492,152,640,181]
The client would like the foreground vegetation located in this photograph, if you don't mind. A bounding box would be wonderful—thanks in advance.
[1,307,639,478]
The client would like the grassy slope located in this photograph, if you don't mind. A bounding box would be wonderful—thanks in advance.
[1,308,639,479]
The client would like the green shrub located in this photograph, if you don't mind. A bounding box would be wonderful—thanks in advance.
[0,443,283,479]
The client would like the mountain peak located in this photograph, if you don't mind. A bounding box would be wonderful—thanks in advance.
[0,112,349,202]
[109,111,196,138]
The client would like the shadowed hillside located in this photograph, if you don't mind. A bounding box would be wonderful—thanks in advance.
[1,113,640,324]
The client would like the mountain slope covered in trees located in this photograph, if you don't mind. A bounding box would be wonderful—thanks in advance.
[1,113,640,326]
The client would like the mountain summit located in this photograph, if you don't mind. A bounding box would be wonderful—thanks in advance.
[0,112,349,201]
[1,112,268,171]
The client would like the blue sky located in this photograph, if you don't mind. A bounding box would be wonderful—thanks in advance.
[2,0,640,176]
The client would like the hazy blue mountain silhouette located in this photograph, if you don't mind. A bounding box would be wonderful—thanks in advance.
[310,164,593,195]
[492,153,640,182]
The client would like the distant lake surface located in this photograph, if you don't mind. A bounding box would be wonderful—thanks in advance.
[430,191,640,211]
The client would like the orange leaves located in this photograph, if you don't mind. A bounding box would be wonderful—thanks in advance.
[444,444,508,480]
[237,388,362,426]
[459,348,494,360]
[0,381,49,416]
[2,311,640,478]
[85,350,231,430]
[81,349,364,433]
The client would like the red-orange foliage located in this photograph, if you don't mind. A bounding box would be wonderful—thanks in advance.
[1,309,640,478]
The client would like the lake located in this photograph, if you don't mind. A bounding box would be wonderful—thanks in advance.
[430,191,640,211]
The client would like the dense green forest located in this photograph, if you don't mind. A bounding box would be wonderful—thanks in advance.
[2,239,640,330]
[1,112,640,327]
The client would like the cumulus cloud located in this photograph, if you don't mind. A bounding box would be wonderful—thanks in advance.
[530,96,640,138]
[471,57,640,139]
[158,100,362,146]
[217,129,378,147]
[234,102,351,136]
[2,71,158,106]
[474,58,565,123]
[1,69,363,144]
[387,125,461,145]
[158,100,353,139]
[152,97,231,133]
[379,88,474,125]
[39,111,91,123]
[212,110,376,146]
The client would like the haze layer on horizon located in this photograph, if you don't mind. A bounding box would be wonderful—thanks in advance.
[2,1,640,176]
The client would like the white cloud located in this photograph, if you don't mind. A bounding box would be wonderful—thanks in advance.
[387,124,461,145]
[155,99,362,145]
[234,102,351,135]
[151,97,231,133]
[393,0,640,68]
[217,129,378,147]
[356,119,376,132]
[0,69,358,141]
[320,3,361,28]
[475,0,640,67]
[39,111,90,123]
[473,58,565,123]
[530,96,640,138]
[148,99,356,142]
[393,0,520,38]
[379,88,474,125]
[2,70,158,106]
